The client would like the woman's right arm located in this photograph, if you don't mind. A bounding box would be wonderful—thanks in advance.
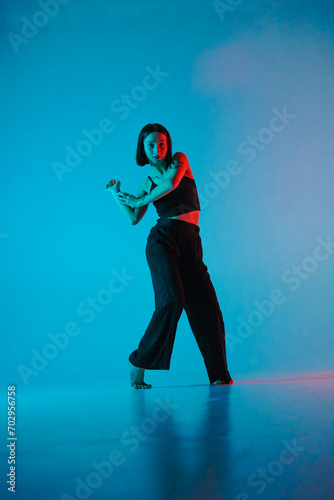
[106,179,148,225]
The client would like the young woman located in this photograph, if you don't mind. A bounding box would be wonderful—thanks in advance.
[106,123,233,389]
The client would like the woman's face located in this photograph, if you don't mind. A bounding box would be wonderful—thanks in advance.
[143,132,168,165]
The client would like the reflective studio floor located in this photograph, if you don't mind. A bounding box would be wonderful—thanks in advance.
[5,369,334,500]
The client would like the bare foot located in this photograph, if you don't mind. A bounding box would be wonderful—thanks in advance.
[210,379,234,385]
[128,360,152,389]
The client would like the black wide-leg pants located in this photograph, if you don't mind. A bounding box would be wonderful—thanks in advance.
[129,218,232,384]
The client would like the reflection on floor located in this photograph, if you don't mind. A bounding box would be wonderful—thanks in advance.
[4,370,334,500]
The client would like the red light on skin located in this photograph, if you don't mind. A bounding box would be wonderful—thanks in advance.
[106,179,117,189]
[143,132,168,166]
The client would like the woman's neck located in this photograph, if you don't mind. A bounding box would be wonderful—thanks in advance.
[149,157,168,172]
[149,163,168,178]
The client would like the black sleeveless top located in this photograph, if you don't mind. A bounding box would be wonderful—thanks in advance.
[148,175,201,218]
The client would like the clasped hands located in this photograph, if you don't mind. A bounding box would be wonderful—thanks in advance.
[106,179,144,209]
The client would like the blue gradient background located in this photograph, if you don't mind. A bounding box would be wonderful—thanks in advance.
[1,0,333,388]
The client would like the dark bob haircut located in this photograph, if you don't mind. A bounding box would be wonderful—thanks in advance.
[136,123,172,166]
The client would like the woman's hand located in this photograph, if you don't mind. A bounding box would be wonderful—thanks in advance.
[115,191,140,208]
[106,180,147,208]
[106,179,121,197]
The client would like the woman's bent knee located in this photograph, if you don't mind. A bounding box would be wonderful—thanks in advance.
[164,298,184,318]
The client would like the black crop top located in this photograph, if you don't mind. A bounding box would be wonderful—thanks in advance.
[148,175,201,218]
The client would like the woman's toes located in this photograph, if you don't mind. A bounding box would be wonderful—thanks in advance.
[211,379,233,385]
[131,382,152,389]
[128,361,151,388]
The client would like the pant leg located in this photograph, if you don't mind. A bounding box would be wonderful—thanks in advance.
[181,229,232,384]
[129,221,185,370]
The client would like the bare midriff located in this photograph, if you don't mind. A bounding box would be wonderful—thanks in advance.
[167,210,200,226]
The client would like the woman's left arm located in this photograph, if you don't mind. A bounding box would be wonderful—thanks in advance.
[116,152,189,208]
[137,152,189,207]
[164,152,190,186]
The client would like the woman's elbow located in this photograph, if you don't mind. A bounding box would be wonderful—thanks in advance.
[131,214,143,225]
[170,178,181,191]
[167,178,176,191]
